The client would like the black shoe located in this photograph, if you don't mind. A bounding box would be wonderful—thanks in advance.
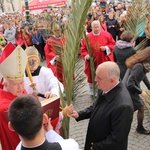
[136,126,150,135]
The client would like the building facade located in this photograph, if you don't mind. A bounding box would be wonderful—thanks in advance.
[0,0,32,14]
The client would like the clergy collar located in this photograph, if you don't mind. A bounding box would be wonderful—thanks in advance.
[102,82,122,102]
[103,81,119,94]
[92,31,101,36]
[25,66,41,77]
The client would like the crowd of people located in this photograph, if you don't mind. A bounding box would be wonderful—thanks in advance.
[0,1,150,150]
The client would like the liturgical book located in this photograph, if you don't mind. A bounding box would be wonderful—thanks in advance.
[41,96,60,120]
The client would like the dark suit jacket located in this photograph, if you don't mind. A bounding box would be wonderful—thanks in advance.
[77,82,134,150]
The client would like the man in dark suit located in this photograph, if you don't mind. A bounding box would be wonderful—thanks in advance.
[71,61,134,150]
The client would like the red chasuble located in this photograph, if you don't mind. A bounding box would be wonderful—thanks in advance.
[0,88,27,150]
[80,31,116,83]
[44,35,66,83]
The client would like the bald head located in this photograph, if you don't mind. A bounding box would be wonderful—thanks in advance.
[95,62,120,92]
[97,62,120,80]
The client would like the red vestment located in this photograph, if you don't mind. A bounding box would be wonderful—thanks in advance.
[80,31,116,83]
[44,35,66,83]
[0,88,27,150]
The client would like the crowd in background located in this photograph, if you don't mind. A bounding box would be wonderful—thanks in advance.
[0,1,133,58]
[0,1,149,66]
[0,6,72,59]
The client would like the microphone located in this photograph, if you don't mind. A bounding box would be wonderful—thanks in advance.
[32,91,45,98]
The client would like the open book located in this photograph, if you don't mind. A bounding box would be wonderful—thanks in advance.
[41,96,60,120]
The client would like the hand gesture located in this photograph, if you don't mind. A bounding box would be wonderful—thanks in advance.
[55,55,61,62]
[85,54,90,61]
[100,46,106,51]
[44,91,57,99]
[71,110,79,119]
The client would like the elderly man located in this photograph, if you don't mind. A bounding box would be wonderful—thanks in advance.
[0,43,28,150]
[71,62,134,150]
[80,20,116,95]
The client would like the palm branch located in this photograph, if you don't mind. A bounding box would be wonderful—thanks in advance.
[134,38,147,51]
[83,31,97,99]
[124,0,147,41]
[59,0,93,138]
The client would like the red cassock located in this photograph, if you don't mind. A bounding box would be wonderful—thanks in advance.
[44,35,66,83]
[80,31,116,83]
[0,89,27,150]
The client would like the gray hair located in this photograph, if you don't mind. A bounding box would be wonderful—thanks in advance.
[91,20,100,28]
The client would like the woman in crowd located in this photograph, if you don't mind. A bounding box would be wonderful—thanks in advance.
[114,30,136,79]
[90,12,99,22]
[106,12,118,41]
[22,26,33,48]
[15,27,25,49]
[117,13,126,40]
[31,25,45,61]
[99,15,107,31]
[125,47,150,135]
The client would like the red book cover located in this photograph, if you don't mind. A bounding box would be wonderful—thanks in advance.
[41,96,60,120]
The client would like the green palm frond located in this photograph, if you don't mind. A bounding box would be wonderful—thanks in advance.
[61,0,93,104]
[134,38,147,51]
[83,31,97,99]
[58,84,69,138]
[59,0,93,138]
[124,0,147,41]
